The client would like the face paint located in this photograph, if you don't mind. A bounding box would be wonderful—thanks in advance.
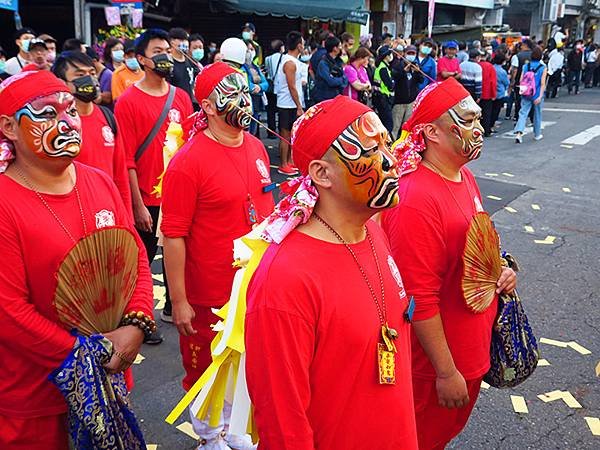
[330,111,399,209]
[14,92,81,159]
[212,72,252,129]
[446,96,484,160]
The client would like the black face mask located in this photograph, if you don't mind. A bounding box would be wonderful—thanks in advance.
[71,75,99,103]
[151,54,173,77]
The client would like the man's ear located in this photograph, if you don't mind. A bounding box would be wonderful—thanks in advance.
[0,116,19,141]
[307,159,334,190]
[201,98,216,117]
[421,123,441,145]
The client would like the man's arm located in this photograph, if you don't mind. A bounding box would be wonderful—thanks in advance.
[128,168,152,232]
[163,237,196,336]
[284,60,303,114]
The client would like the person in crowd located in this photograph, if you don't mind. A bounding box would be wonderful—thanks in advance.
[168,27,199,104]
[274,31,305,175]
[0,69,153,450]
[0,47,8,80]
[381,77,516,450]
[62,38,86,53]
[246,95,418,450]
[114,29,194,339]
[382,32,394,47]
[52,50,130,209]
[372,45,395,134]
[504,43,519,119]
[360,32,373,50]
[509,38,533,119]
[343,46,372,104]
[299,48,311,105]
[242,41,269,137]
[546,38,564,99]
[309,29,330,79]
[213,51,224,63]
[416,38,436,91]
[566,39,584,95]
[4,27,36,75]
[514,46,547,143]
[457,41,469,63]
[313,36,347,103]
[437,40,462,81]
[479,51,498,136]
[220,37,247,70]
[162,62,274,447]
[188,33,205,66]
[38,34,58,64]
[85,46,113,106]
[340,31,355,64]
[21,39,51,71]
[241,22,263,65]
[391,44,423,139]
[491,52,510,127]
[265,39,285,137]
[460,48,483,100]
[111,40,144,101]
[103,37,124,71]
[584,43,598,88]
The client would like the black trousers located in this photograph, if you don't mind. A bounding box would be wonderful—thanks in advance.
[546,71,561,98]
[138,205,171,315]
[265,91,278,137]
[373,94,394,135]
[480,99,494,135]
[491,98,505,128]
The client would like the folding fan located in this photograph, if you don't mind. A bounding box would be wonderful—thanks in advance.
[54,227,139,335]
[462,212,502,313]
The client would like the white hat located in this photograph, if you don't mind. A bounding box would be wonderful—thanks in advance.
[220,37,247,65]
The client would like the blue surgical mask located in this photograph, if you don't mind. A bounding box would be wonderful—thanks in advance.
[20,39,31,53]
[0,60,5,73]
[300,54,311,62]
[421,46,432,55]
[192,48,204,61]
[112,49,125,62]
[406,54,416,63]
[178,42,189,53]
[242,31,252,41]
[125,58,140,71]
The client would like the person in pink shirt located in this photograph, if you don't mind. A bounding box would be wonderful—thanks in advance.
[437,41,462,81]
[343,47,372,103]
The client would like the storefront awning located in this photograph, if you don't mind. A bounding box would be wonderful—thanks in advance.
[209,0,369,25]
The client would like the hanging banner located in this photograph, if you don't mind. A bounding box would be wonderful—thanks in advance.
[0,0,18,12]
[427,0,435,38]
[105,6,121,26]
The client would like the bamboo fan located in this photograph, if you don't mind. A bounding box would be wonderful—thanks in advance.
[462,212,502,313]
[54,227,139,336]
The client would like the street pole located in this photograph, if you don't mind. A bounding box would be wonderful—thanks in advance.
[74,0,83,39]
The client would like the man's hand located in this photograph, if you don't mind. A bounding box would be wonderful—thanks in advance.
[133,203,153,233]
[103,326,145,374]
[252,85,261,94]
[296,106,304,117]
[436,369,469,408]
[496,267,517,294]
[173,300,197,336]
[534,97,542,105]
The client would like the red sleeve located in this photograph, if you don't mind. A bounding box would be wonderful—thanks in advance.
[245,265,316,450]
[0,211,76,368]
[383,205,446,321]
[179,90,195,139]
[113,128,133,218]
[160,165,197,238]
[114,97,137,170]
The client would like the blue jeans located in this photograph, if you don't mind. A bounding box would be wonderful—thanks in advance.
[514,96,543,137]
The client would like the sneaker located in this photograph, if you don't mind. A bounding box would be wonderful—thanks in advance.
[144,331,164,345]
[160,310,173,323]
[277,165,299,176]
[515,134,523,144]
[534,134,543,141]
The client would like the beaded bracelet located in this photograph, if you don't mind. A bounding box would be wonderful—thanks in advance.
[120,311,157,337]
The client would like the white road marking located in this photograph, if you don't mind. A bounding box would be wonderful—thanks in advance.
[561,125,600,146]
[501,121,555,139]
[544,107,600,114]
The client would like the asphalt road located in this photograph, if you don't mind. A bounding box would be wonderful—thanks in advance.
[133,87,600,450]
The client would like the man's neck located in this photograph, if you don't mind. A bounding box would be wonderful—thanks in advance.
[8,156,74,195]
[18,51,31,61]
[204,120,244,148]
[419,53,427,59]
[288,49,300,58]
[422,151,463,182]
[137,72,169,96]
[76,99,94,116]
[300,200,371,244]
[173,50,185,62]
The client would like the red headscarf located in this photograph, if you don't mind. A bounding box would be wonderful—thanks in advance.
[0,71,71,173]
[394,77,471,175]
[193,62,237,102]
[291,95,370,176]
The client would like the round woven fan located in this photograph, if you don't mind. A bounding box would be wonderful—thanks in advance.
[54,227,139,336]
[462,212,502,313]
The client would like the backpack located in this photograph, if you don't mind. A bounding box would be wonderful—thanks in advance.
[519,63,542,98]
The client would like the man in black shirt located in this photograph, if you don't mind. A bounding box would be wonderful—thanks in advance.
[168,27,199,104]
[391,45,423,139]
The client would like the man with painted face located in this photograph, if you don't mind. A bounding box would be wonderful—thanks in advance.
[52,51,130,211]
[161,62,274,445]
[381,78,517,449]
[0,70,153,449]
[168,27,200,103]
[4,27,36,76]
[245,95,417,449]
[115,29,193,336]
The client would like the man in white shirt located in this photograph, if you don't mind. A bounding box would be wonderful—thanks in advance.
[546,40,565,98]
[4,27,36,76]
[264,39,284,138]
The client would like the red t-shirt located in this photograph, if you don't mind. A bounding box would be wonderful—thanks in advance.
[114,85,193,207]
[245,222,418,450]
[381,165,497,381]
[78,104,131,212]
[436,56,461,81]
[479,60,498,100]
[0,163,153,419]
[160,131,275,307]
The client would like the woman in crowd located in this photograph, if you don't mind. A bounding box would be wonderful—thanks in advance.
[343,46,372,104]
[514,46,547,143]
[102,37,124,71]
[491,52,510,128]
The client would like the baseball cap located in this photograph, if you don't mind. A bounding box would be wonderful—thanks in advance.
[29,39,48,50]
[378,45,392,58]
[405,45,417,54]
[243,22,256,33]
[444,40,458,49]
[14,27,36,40]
